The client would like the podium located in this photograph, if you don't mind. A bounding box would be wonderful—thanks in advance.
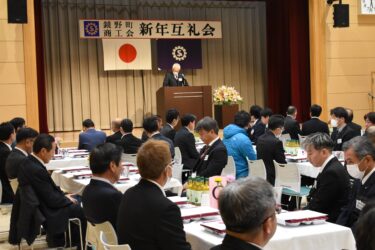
[156,86,212,122]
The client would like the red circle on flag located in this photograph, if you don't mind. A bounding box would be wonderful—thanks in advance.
[119,44,137,63]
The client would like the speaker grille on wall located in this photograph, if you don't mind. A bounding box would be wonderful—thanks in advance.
[333,4,349,28]
[7,0,28,24]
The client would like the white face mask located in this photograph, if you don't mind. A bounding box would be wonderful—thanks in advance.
[331,119,338,128]
[347,164,365,179]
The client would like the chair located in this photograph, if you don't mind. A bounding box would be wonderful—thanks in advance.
[86,221,118,250]
[221,156,236,177]
[247,158,267,180]
[100,231,131,250]
[174,147,182,165]
[122,153,137,164]
[172,162,184,183]
[67,218,83,250]
[298,134,307,145]
[10,178,18,194]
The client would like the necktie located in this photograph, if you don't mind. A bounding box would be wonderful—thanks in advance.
[200,145,210,159]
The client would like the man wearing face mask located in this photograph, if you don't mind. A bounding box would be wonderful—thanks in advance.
[330,107,357,151]
[163,63,188,87]
[256,115,286,186]
[337,136,375,228]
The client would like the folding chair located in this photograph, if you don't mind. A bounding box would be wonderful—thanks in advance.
[221,156,236,177]
[247,158,267,179]
[100,231,131,250]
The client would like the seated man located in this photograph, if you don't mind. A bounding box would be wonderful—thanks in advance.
[302,104,330,136]
[211,177,277,250]
[337,136,375,228]
[17,134,86,248]
[223,111,256,178]
[193,117,228,178]
[346,108,362,137]
[106,118,122,144]
[302,133,350,222]
[283,105,301,141]
[256,115,286,186]
[10,117,26,148]
[248,107,272,145]
[330,107,357,151]
[78,119,106,152]
[117,140,191,250]
[82,143,123,229]
[160,108,180,141]
[6,127,38,179]
[119,119,142,154]
[364,112,375,131]
[174,114,199,171]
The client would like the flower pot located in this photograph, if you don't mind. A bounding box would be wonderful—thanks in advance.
[214,104,239,129]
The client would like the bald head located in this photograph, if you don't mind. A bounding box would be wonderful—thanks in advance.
[111,118,122,133]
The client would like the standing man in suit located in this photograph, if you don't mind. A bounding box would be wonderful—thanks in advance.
[117,140,191,250]
[330,107,357,151]
[337,136,375,228]
[106,118,122,144]
[211,177,277,250]
[82,143,123,229]
[302,133,350,222]
[248,105,263,144]
[78,119,106,152]
[174,114,199,171]
[256,115,286,186]
[346,108,362,136]
[302,104,330,136]
[193,117,228,178]
[6,127,38,179]
[119,118,142,154]
[163,63,188,87]
[0,122,16,203]
[161,108,180,141]
[283,105,301,141]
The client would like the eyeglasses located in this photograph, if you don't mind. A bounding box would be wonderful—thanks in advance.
[166,160,175,169]
[262,205,281,224]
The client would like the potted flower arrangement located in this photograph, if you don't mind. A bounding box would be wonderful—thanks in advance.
[213,86,243,129]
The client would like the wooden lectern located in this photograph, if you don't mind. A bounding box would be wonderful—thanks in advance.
[156,86,212,121]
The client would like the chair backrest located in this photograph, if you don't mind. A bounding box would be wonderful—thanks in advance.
[247,158,267,179]
[221,156,236,177]
[122,153,137,164]
[172,163,183,183]
[10,178,18,194]
[100,231,132,250]
[298,134,307,145]
[86,221,118,250]
[174,147,182,165]
[279,133,291,148]
[273,160,301,193]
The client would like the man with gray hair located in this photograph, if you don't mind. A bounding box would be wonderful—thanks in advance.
[337,136,375,228]
[211,177,277,250]
[302,132,350,222]
[163,63,188,87]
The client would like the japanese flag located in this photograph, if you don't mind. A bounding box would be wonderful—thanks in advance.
[102,39,152,71]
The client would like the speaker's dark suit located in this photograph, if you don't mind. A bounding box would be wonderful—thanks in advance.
[117,179,191,250]
[193,138,228,178]
[331,125,357,151]
[105,131,122,145]
[78,128,106,152]
[152,133,175,158]
[256,131,286,186]
[174,127,199,170]
[337,172,375,228]
[301,118,330,136]
[283,115,301,141]
[163,72,188,87]
[0,142,13,203]
[6,148,27,179]
[161,124,176,141]
[347,122,362,137]
[119,133,142,154]
[305,157,350,222]
[247,119,266,145]
[211,234,262,250]
[82,179,122,229]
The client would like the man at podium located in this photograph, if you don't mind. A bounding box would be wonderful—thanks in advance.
[163,63,188,87]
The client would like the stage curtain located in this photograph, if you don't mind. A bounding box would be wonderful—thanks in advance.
[41,0,267,131]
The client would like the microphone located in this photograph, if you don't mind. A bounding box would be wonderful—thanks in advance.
[368,93,375,99]
[181,73,187,86]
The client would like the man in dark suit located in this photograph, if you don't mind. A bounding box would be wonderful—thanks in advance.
[0,122,16,203]
[117,140,191,250]
[337,136,375,228]
[78,119,106,152]
[106,118,122,144]
[247,105,268,145]
[174,114,199,171]
[82,143,123,229]
[119,118,142,154]
[6,127,38,179]
[17,134,86,248]
[193,117,228,178]
[302,133,350,222]
[346,108,362,136]
[163,63,188,87]
[330,107,358,151]
[161,108,180,141]
[256,115,286,186]
[211,177,277,250]
[301,104,330,136]
[283,105,301,141]
[9,117,26,148]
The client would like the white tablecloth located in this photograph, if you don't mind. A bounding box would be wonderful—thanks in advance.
[46,157,89,170]
[296,162,320,178]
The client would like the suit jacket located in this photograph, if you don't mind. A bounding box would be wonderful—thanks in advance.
[106,131,122,145]
[283,116,301,140]
[6,148,27,179]
[306,157,350,222]
[336,171,375,228]
[161,124,176,141]
[248,119,266,145]
[256,131,286,186]
[301,118,330,136]
[0,142,13,203]
[331,125,357,151]
[347,122,362,137]
[116,179,191,250]
[211,234,262,250]
[163,72,188,87]
[152,133,175,158]
[119,133,142,154]
[82,179,122,229]
[193,138,228,178]
[78,128,106,152]
[174,127,199,170]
